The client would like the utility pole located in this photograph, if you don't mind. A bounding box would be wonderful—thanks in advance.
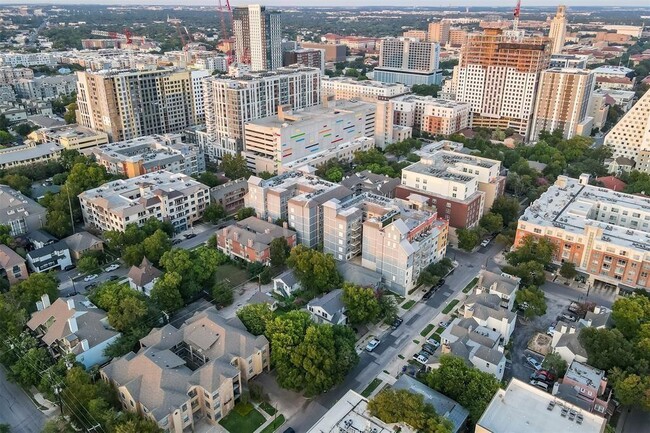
[65,186,75,234]
[53,385,63,415]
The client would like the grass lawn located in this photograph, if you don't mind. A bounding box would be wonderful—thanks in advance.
[433,326,445,335]
[361,378,382,397]
[442,299,459,314]
[420,324,434,337]
[462,277,479,293]
[402,299,416,310]
[428,333,441,342]
[260,415,286,433]
[214,264,249,288]
[259,401,277,416]
[219,403,266,433]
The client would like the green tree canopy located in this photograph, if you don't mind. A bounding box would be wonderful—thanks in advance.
[457,228,480,251]
[203,203,226,223]
[479,212,504,234]
[368,389,452,433]
[269,237,291,268]
[236,303,274,336]
[150,272,184,313]
[559,262,577,279]
[491,196,521,226]
[341,283,380,325]
[220,154,251,180]
[287,245,341,294]
[515,285,547,319]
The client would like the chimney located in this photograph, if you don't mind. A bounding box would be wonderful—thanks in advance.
[36,301,44,311]
[283,222,288,229]
[247,238,254,248]
[41,294,50,309]
[68,317,78,334]
[80,339,89,352]
[264,228,271,234]
[579,173,590,186]
[66,298,75,310]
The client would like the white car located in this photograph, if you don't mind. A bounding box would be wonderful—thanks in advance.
[413,352,429,364]
[366,338,380,352]
[480,239,490,247]
[104,263,120,272]
[526,356,543,371]
[546,326,556,337]
[426,338,441,348]
[83,274,98,282]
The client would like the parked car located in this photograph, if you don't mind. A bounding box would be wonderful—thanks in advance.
[63,264,76,271]
[184,233,197,239]
[422,343,438,355]
[104,263,120,272]
[526,356,543,371]
[435,278,445,287]
[529,379,550,392]
[546,325,556,337]
[568,302,581,314]
[560,312,578,322]
[391,317,403,329]
[425,338,441,348]
[366,338,380,352]
[422,290,433,300]
[85,283,97,290]
[531,369,557,382]
[480,238,491,247]
[83,274,98,282]
[413,352,429,364]
[438,320,450,328]
[283,429,295,433]
[108,275,120,281]
[172,239,182,245]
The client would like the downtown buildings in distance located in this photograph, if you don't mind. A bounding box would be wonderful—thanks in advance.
[514,174,650,291]
[374,37,442,86]
[233,4,282,71]
[79,171,210,232]
[76,68,199,142]
[548,5,568,54]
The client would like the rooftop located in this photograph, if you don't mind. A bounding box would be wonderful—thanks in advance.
[40,124,106,140]
[0,184,46,224]
[63,231,103,253]
[592,65,634,75]
[390,94,469,108]
[565,361,605,389]
[204,65,319,87]
[247,100,373,129]
[0,142,62,166]
[403,161,477,183]
[477,379,606,433]
[0,244,25,269]
[93,134,197,168]
[322,76,407,89]
[221,217,296,252]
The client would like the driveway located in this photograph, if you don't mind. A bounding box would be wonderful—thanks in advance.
[0,367,46,433]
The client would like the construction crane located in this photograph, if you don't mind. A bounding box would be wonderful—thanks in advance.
[217,0,235,65]
[167,16,192,49]
[513,0,521,31]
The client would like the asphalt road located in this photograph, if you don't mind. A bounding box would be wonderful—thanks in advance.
[0,367,45,433]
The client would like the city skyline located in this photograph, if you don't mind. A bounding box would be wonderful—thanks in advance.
[7,1,650,7]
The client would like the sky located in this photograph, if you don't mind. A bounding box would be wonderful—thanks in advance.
[8,0,650,7]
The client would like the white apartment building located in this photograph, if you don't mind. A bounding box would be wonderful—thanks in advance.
[530,67,595,140]
[374,37,442,86]
[190,69,211,124]
[321,77,407,102]
[604,89,650,164]
[375,95,470,148]
[202,66,321,159]
[0,52,56,67]
[0,142,62,170]
[243,100,376,173]
[233,4,282,71]
[78,171,210,233]
[93,134,205,178]
[322,193,448,295]
[194,55,228,73]
[12,75,77,101]
[245,172,352,248]
[548,5,568,54]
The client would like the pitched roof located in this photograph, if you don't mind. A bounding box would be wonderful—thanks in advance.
[127,257,162,287]
[308,289,344,317]
[596,176,627,192]
[63,231,103,252]
[27,240,69,260]
[479,270,519,297]
[248,291,276,306]
[0,244,24,269]
[273,269,299,288]
[555,333,588,358]
[335,261,382,288]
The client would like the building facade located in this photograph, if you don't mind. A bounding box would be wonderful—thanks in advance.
[0,142,62,170]
[373,37,442,86]
[282,48,324,73]
[548,5,568,54]
[0,185,47,236]
[300,42,346,63]
[604,88,650,165]
[233,5,282,71]
[428,20,451,45]
[321,77,407,102]
[29,124,109,150]
[79,171,210,233]
[530,67,595,140]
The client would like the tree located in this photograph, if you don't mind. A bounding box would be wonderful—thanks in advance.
[516,286,547,319]
[9,272,58,312]
[287,245,342,294]
[203,203,226,223]
[611,295,650,339]
[578,328,635,372]
[378,292,398,323]
[542,352,568,377]
[14,123,35,137]
[113,417,164,433]
[237,207,255,220]
[77,255,100,275]
[150,272,184,313]
[0,174,32,194]
[426,354,500,424]
[122,244,145,267]
[368,389,452,433]
[410,84,440,97]
[142,229,172,265]
[325,166,344,182]
[212,282,234,307]
[559,262,577,280]
[196,171,220,187]
[269,237,290,268]
[0,131,13,145]
[236,303,274,336]
[258,171,274,180]
[491,196,520,226]
[10,347,51,388]
[479,212,504,234]
[63,103,77,124]
[506,235,556,267]
[220,154,251,180]
[108,295,149,332]
[457,228,479,251]
[342,283,380,325]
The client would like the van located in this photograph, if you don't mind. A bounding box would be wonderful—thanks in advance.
[530,379,550,391]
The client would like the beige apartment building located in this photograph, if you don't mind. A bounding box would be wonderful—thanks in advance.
[530,67,595,140]
[403,29,428,40]
[101,308,269,433]
[322,193,448,295]
[202,66,321,159]
[232,5,282,71]
[29,124,109,150]
[604,88,650,166]
[514,174,650,291]
[321,77,408,102]
[448,29,469,47]
[449,28,551,139]
[75,68,197,142]
[245,172,352,248]
[548,5,568,54]
[78,171,209,233]
[428,20,451,45]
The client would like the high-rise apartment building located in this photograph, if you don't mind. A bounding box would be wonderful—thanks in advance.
[530,67,594,140]
[76,68,197,142]
[450,29,551,139]
[233,4,282,71]
[448,29,469,47]
[282,48,325,73]
[374,37,441,86]
[190,69,211,124]
[604,89,650,165]
[548,5,568,54]
[403,30,428,40]
[202,66,321,159]
[428,20,451,45]
[300,42,346,63]
[0,67,33,84]
[322,193,448,295]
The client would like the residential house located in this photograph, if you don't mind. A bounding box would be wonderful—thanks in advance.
[551,320,589,364]
[27,294,120,368]
[553,360,614,417]
[475,270,520,311]
[101,308,270,432]
[0,244,27,285]
[463,291,516,343]
[127,257,163,296]
[209,178,248,215]
[393,375,469,433]
[272,270,301,297]
[216,217,296,265]
[26,240,72,273]
[0,185,47,236]
[307,289,347,325]
[28,229,57,249]
[63,231,104,261]
[604,156,635,176]
[340,171,400,198]
[246,291,278,311]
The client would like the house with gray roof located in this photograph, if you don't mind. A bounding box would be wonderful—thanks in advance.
[475,269,520,311]
[272,269,301,297]
[0,185,47,236]
[128,257,163,296]
[27,294,120,368]
[307,289,347,325]
[26,240,72,273]
[28,229,57,249]
[100,307,269,433]
[393,375,469,433]
[247,291,278,311]
[336,261,382,289]
[341,171,400,198]
[63,231,104,261]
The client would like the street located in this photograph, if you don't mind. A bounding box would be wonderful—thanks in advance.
[0,367,45,433]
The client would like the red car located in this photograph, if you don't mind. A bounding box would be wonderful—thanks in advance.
[531,369,557,382]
